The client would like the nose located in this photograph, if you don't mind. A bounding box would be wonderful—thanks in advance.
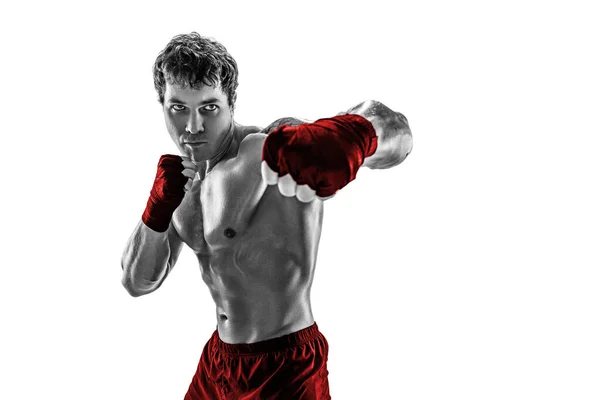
[186,112,204,134]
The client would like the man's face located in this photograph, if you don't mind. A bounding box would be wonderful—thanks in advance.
[162,81,234,163]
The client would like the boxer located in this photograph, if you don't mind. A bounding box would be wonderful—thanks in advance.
[121,32,412,399]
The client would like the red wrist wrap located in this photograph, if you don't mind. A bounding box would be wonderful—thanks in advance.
[262,114,378,197]
[142,154,187,232]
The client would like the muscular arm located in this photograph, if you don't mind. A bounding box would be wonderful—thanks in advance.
[121,220,184,297]
[260,101,412,200]
[262,101,412,170]
[343,100,413,169]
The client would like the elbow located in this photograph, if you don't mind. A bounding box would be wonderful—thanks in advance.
[121,276,151,297]
[121,264,158,298]
[122,281,148,297]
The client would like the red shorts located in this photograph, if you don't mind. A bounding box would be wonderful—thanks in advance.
[184,322,331,399]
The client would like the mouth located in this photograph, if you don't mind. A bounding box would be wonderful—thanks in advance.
[183,142,208,146]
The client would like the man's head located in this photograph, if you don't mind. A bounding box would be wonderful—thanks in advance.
[153,32,238,109]
[153,33,239,162]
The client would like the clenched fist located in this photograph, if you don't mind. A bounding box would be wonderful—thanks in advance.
[261,114,378,203]
[142,154,197,232]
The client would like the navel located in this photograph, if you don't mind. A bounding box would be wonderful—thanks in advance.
[224,227,236,238]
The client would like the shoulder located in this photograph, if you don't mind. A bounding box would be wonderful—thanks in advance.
[229,123,262,151]
[232,116,308,161]
[238,132,267,158]
[226,132,266,178]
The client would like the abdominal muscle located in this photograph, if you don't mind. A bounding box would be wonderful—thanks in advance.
[207,253,315,344]
[199,181,324,344]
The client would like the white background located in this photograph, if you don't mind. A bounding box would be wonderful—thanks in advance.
[1,0,599,399]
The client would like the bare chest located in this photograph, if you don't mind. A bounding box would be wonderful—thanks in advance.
[171,158,266,253]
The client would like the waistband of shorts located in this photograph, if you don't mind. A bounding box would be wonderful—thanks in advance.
[213,322,321,355]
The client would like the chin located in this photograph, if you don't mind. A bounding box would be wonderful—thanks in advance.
[189,149,211,163]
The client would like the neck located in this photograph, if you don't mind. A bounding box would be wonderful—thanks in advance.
[201,120,236,176]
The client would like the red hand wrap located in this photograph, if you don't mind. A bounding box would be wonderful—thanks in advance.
[262,114,378,197]
[142,154,187,232]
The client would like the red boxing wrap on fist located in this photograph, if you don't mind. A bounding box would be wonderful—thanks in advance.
[142,154,187,232]
[262,114,378,197]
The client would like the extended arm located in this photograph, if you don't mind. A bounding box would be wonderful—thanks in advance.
[260,100,413,202]
[262,100,412,170]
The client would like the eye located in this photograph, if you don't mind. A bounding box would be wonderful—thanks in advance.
[171,104,186,112]
[202,104,218,112]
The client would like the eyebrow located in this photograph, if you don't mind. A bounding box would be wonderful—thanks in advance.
[166,97,221,105]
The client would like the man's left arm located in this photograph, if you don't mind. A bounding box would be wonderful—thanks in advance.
[260,100,413,202]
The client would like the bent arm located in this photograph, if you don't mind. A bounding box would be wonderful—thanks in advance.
[343,100,413,169]
[121,220,184,297]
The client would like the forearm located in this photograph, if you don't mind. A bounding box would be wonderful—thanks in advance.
[344,100,413,169]
[121,220,172,297]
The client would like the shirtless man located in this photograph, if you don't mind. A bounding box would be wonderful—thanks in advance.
[121,32,412,399]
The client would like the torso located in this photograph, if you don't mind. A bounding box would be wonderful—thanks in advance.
[171,124,324,344]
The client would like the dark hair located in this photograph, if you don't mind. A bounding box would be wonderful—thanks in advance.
[153,32,239,108]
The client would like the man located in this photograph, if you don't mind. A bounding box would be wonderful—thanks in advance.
[121,32,412,399]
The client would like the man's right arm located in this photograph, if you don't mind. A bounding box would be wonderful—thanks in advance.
[121,220,184,297]
[121,154,194,297]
